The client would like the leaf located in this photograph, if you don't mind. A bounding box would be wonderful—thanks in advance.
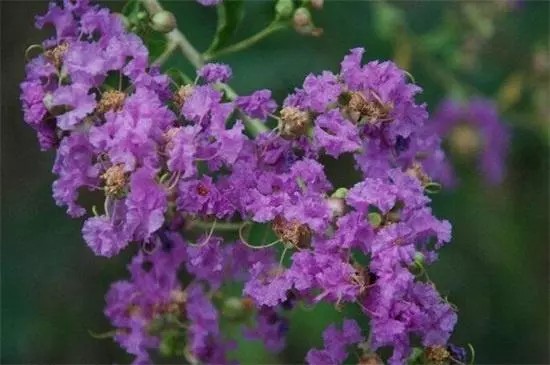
[206,0,245,54]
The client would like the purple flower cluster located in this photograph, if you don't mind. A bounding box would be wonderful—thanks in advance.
[427,98,509,186]
[22,1,462,364]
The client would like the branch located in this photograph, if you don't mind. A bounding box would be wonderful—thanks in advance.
[140,0,269,135]
[204,21,287,61]
[141,0,204,69]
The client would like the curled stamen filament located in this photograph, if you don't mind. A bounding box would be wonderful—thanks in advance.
[238,223,282,249]
[279,245,290,267]
[189,219,217,247]
[166,171,181,190]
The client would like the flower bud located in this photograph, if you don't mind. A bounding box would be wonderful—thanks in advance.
[293,7,323,36]
[414,251,425,266]
[275,0,294,19]
[331,187,348,199]
[311,0,324,10]
[367,212,383,228]
[293,7,311,28]
[137,11,148,21]
[150,10,177,33]
[222,297,252,321]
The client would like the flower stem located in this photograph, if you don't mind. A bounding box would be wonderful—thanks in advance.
[140,0,269,135]
[187,220,242,232]
[203,22,287,61]
[141,0,204,69]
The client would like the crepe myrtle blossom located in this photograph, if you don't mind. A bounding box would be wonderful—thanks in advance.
[21,1,467,364]
[428,98,509,186]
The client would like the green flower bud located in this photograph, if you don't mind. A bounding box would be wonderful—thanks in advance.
[150,10,177,33]
[331,187,348,199]
[293,7,312,28]
[222,297,252,321]
[414,251,425,266]
[275,0,294,19]
[368,212,383,228]
[136,11,148,21]
[311,0,324,10]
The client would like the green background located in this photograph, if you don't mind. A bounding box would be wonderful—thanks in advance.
[1,1,548,364]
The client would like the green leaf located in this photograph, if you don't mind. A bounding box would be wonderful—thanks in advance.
[206,0,245,54]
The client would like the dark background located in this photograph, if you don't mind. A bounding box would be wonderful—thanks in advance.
[1,1,548,364]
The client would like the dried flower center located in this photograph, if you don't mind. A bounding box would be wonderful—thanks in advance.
[351,266,377,294]
[272,215,311,249]
[44,43,69,68]
[406,162,431,186]
[97,90,126,114]
[102,164,127,197]
[348,91,392,123]
[279,107,310,138]
[358,353,383,365]
[174,85,194,108]
[449,123,480,157]
[170,289,187,304]
[425,346,450,365]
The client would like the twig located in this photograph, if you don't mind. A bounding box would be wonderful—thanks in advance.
[203,21,287,61]
[140,0,269,135]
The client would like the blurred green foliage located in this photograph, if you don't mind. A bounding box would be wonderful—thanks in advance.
[1,0,548,364]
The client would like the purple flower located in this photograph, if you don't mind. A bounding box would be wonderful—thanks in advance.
[198,63,232,83]
[52,133,99,217]
[177,176,235,218]
[181,85,234,129]
[244,307,288,352]
[313,109,361,157]
[186,284,231,363]
[236,89,277,120]
[125,167,167,241]
[35,2,78,40]
[428,98,509,185]
[306,319,363,365]
[285,71,341,113]
[166,126,198,178]
[50,83,96,130]
[244,261,293,307]
[90,87,175,170]
[82,215,129,257]
[22,11,463,362]
[185,237,226,289]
